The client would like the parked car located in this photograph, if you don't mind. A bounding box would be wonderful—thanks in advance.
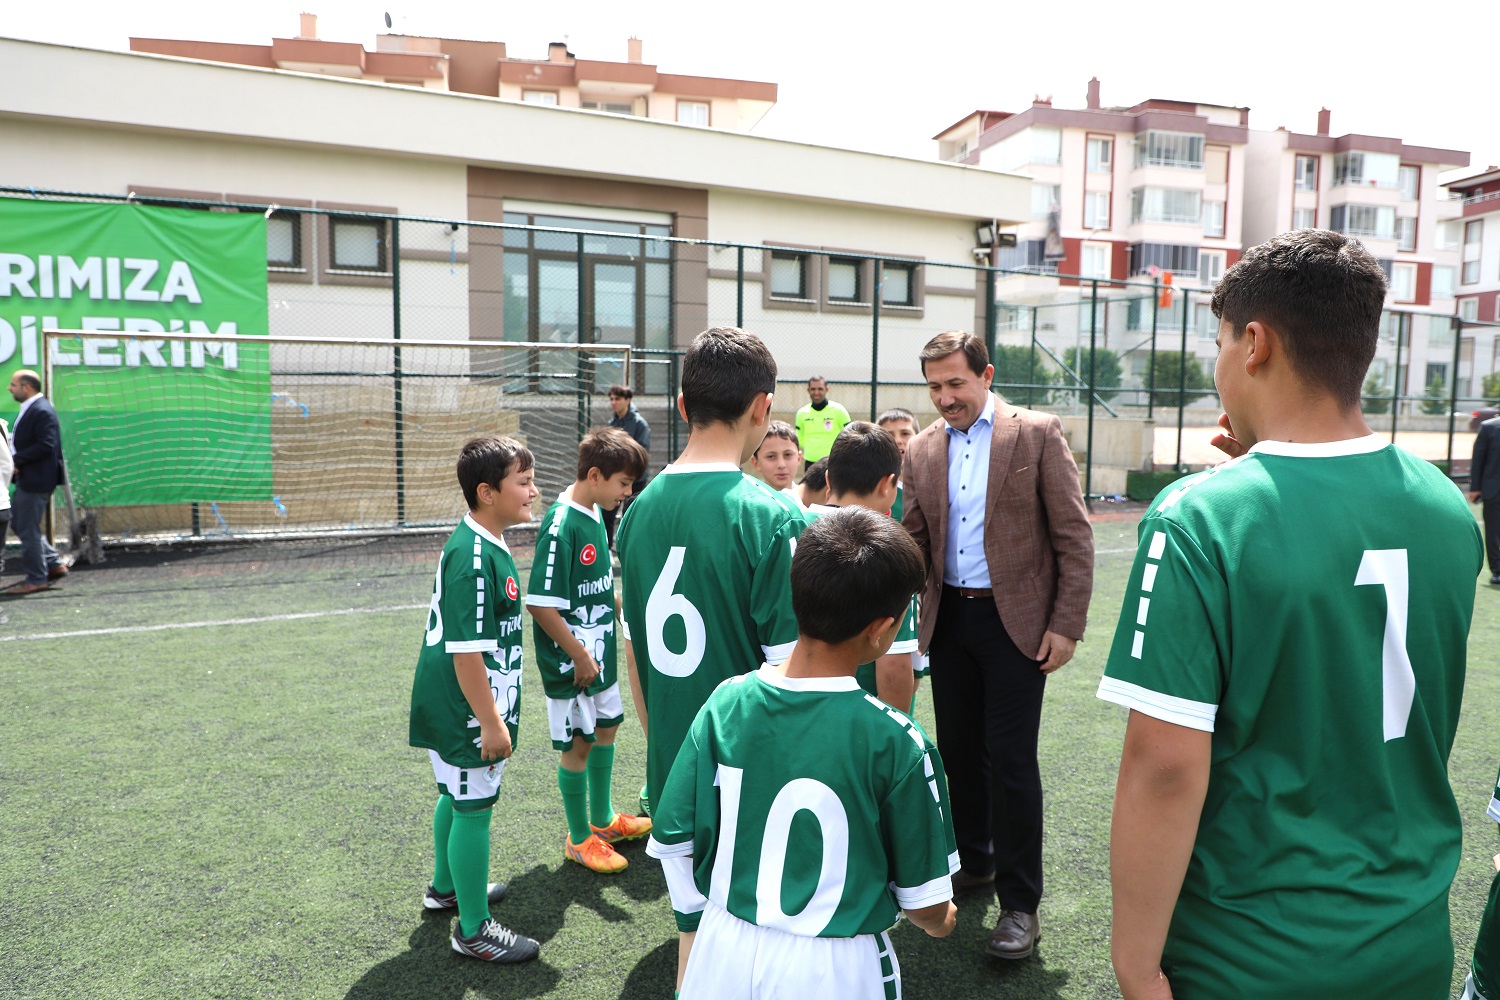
[1470,406,1500,432]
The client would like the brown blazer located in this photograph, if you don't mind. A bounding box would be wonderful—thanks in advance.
[902,394,1094,657]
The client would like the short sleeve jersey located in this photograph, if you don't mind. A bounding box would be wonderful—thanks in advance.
[1098,436,1482,999]
[525,495,617,700]
[409,514,526,768]
[891,482,904,524]
[617,464,804,809]
[803,504,919,698]
[648,666,958,937]
[795,401,852,464]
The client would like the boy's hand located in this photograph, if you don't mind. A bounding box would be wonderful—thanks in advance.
[905,900,956,938]
[926,901,957,938]
[478,721,512,761]
[573,654,601,688]
[1209,413,1247,459]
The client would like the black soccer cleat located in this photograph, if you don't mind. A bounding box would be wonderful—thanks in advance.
[423,882,507,911]
[451,918,540,963]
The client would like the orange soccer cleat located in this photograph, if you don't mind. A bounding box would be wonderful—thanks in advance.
[565,834,628,873]
[590,812,653,844]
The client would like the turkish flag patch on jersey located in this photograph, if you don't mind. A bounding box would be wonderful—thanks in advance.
[505,576,519,601]
[580,544,598,566]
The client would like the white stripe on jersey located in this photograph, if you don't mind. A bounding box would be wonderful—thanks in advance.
[891,873,953,910]
[1097,675,1217,732]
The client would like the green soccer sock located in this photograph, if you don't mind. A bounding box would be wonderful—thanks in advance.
[558,766,592,845]
[447,807,493,937]
[431,795,455,895]
[587,745,617,827]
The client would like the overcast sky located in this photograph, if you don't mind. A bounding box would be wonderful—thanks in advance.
[8,1,1496,182]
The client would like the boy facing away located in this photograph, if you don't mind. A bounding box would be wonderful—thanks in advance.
[646,507,957,999]
[408,436,541,963]
[803,422,921,712]
[1100,230,1482,999]
[526,428,652,875]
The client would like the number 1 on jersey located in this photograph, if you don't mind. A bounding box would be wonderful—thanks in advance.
[1354,549,1415,743]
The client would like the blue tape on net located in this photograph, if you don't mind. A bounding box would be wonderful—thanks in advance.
[272,496,288,518]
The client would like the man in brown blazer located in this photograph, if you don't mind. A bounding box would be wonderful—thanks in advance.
[902,331,1094,960]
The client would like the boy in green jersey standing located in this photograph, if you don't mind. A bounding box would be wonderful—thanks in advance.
[802,421,920,711]
[647,507,957,999]
[409,436,541,963]
[1462,766,1500,1000]
[526,428,652,875]
[1101,230,1482,999]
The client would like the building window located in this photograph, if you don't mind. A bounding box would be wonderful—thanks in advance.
[1426,363,1448,389]
[582,99,637,115]
[1293,207,1316,230]
[1396,216,1417,252]
[1084,191,1110,230]
[1295,155,1319,191]
[1131,187,1202,225]
[522,91,558,105]
[1087,137,1113,174]
[1333,151,1400,189]
[677,101,710,126]
[1031,127,1062,165]
[1460,298,1479,321]
[1203,201,1226,238]
[994,239,1055,274]
[1031,183,1060,221]
[329,217,387,271]
[1198,251,1226,286]
[1399,165,1420,201]
[881,263,916,306]
[266,210,302,268]
[1464,260,1482,285]
[1432,265,1455,300]
[1128,243,1200,276]
[1204,146,1229,185]
[1136,131,1205,170]
[770,252,810,298]
[1080,243,1110,280]
[1391,262,1417,301]
[827,257,863,302]
[1463,220,1483,285]
[1329,204,1396,240]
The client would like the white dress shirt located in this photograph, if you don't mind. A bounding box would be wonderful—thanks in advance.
[10,394,39,458]
[943,393,995,588]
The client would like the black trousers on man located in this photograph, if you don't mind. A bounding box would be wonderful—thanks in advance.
[928,585,1047,913]
[1485,500,1500,577]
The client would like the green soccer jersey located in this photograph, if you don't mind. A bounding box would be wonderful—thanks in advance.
[409,514,526,768]
[617,464,804,812]
[525,495,617,700]
[647,666,958,936]
[891,481,903,524]
[1098,436,1482,999]
[803,503,918,699]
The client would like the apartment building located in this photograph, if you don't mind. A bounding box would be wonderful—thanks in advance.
[1440,167,1500,399]
[131,13,777,131]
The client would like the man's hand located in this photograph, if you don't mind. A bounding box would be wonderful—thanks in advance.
[1471,491,1484,504]
[1209,413,1247,460]
[573,654,601,689]
[1117,968,1175,1000]
[1036,630,1076,673]
[478,720,512,761]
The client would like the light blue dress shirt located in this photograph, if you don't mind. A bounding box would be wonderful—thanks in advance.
[943,393,995,588]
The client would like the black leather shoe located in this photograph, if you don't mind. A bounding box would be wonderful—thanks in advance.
[1489,574,1500,585]
[986,909,1040,960]
[950,868,995,897]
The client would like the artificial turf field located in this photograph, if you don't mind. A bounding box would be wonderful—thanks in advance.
[2,509,1498,1000]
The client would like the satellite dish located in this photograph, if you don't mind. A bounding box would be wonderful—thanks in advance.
[384,12,393,28]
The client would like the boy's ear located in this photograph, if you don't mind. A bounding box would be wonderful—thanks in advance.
[586,466,604,484]
[864,616,896,646]
[749,391,773,426]
[878,473,897,496]
[676,392,690,424]
[1244,320,1276,373]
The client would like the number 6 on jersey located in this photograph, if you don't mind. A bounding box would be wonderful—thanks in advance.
[646,546,707,677]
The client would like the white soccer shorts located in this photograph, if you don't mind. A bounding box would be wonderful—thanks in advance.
[681,901,902,1000]
[429,749,506,810]
[546,682,625,750]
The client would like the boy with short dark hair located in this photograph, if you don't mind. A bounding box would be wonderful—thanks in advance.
[1102,229,1481,999]
[526,428,651,874]
[875,408,919,522]
[803,422,919,711]
[647,507,957,999]
[749,421,802,507]
[409,436,541,963]
[795,457,830,509]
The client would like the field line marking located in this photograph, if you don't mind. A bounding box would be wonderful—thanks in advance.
[0,604,427,642]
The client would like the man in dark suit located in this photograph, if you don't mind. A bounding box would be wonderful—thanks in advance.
[902,332,1094,960]
[4,370,67,596]
[1470,413,1500,584]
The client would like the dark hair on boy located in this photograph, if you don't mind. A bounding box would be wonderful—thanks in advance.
[876,407,918,430]
[826,422,901,497]
[919,331,990,377]
[758,420,799,451]
[680,327,778,427]
[801,457,829,492]
[608,385,633,400]
[1211,229,1388,410]
[577,427,647,481]
[792,507,926,644]
[458,435,534,510]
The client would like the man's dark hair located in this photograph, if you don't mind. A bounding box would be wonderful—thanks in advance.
[680,327,778,427]
[877,407,918,429]
[577,427,647,481]
[1210,230,1388,409]
[756,420,799,454]
[608,385,633,400]
[826,422,901,497]
[801,456,829,492]
[792,507,925,644]
[808,375,827,385]
[920,331,989,377]
[457,435,534,510]
[15,371,41,392]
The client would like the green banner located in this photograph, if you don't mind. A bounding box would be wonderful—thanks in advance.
[0,199,271,505]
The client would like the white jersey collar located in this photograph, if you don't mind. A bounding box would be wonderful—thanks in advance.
[561,493,602,522]
[659,462,742,475]
[756,662,861,693]
[1247,434,1389,458]
[463,512,511,552]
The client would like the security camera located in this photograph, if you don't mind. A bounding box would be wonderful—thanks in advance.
[972,246,992,262]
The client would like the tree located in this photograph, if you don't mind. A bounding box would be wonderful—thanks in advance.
[1361,374,1390,415]
[1062,347,1123,403]
[1147,351,1214,409]
[1421,372,1450,415]
[1482,371,1500,403]
[991,344,1059,406]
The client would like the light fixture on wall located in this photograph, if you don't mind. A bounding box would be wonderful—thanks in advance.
[975,221,996,247]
